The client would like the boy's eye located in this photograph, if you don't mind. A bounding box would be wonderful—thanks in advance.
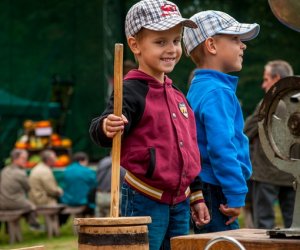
[155,40,166,46]
[174,39,181,45]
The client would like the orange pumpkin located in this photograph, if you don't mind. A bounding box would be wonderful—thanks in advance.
[36,120,51,128]
[15,141,28,149]
[61,138,72,148]
[25,162,36,168]
[23,120,35,130]
[53,161,65,167]
[51,133,60,141]
[54,155,70,167]
[51,140,62,147]
[58,155,70,165]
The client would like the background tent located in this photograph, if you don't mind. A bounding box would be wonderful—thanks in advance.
[0,89,60,117]
[0,89,60,167]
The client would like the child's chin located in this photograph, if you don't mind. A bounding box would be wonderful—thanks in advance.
[233,65,242,72]
[164,67,175,74]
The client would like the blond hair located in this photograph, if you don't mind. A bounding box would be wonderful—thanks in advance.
[189,43,206,67]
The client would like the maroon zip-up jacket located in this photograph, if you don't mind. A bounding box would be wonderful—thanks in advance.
[90,70,202,205]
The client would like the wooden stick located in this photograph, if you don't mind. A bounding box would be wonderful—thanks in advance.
[110,43,123,217]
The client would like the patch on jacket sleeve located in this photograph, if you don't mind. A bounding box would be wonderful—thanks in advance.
[178,102,188,118]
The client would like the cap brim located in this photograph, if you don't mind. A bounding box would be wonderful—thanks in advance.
[218,23,260,41]
[144,17,197,31]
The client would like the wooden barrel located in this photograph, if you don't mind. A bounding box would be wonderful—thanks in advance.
[74,216,151,250]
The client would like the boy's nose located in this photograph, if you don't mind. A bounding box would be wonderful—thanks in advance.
[241,42,247,50]
[166,43,176,52]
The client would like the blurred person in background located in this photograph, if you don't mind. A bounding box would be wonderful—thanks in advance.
[95,151,126,217]
[29,149,63,206]
[0,149,43,231]
[60,152,97,216]
[244,60,296,229]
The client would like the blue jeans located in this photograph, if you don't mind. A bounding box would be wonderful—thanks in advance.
[194,182,239,233]
[121,182,190,250]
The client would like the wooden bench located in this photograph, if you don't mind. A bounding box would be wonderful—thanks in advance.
[60,205,87,217]
[36,204,65,238]
[0,209,29,244]
[60,205,87,234]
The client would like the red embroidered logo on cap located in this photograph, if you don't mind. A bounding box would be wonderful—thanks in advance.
[161,4,179,17]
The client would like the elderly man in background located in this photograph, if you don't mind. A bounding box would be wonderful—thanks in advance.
[29,149,63,206]
[0,149,43,231]
[244,60,296,229]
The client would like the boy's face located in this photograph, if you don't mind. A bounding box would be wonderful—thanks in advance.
[128,24,183,83]
[213,34,246,73]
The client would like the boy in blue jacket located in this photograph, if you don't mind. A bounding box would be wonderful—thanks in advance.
[183,10,260,232]
[90,1,210,249]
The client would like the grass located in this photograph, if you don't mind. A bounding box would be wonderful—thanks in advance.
[0,204,284,249]
[0,216,77,250]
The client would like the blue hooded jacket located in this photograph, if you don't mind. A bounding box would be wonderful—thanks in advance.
[187,69,252,207]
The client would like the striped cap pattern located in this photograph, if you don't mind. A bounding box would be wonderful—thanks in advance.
[183,10,260,55]
[125,0,197,38]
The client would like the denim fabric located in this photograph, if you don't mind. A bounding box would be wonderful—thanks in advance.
[121,182,190,250]
[252,181,295,229]
[194,182,239,233]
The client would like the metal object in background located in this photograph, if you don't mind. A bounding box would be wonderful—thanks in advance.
[268,0,300,32]
[204,236,246,250]
[258,76,300,238]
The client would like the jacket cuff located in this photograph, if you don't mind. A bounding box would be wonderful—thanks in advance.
[89,116,112,147]
[226,193,245,207]
[190,190,205,205]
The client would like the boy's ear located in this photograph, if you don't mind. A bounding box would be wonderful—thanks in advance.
[127,36,141,55]
[204,37,217,55]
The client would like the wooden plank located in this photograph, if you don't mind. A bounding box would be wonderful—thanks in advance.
[79,225,148,234]
[61,205,86,215]
[171,229,300,250]
[74,216,151,226]
[10,246,45,250]
[0,209,28,221]
[78,245,147,250]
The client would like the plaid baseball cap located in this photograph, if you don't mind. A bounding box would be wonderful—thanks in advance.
[183,10,260,55]
[125,0,197,38]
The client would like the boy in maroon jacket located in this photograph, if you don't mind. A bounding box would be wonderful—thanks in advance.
[89,1,210,249]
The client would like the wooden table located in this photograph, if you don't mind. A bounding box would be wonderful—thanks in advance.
[171,229,300,250]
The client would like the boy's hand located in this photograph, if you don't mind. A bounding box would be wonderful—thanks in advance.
[219,204,241,225]
[191,202,210,227]
[103,114,128,138]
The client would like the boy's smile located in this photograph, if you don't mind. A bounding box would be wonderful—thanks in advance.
[130,24,183,83]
